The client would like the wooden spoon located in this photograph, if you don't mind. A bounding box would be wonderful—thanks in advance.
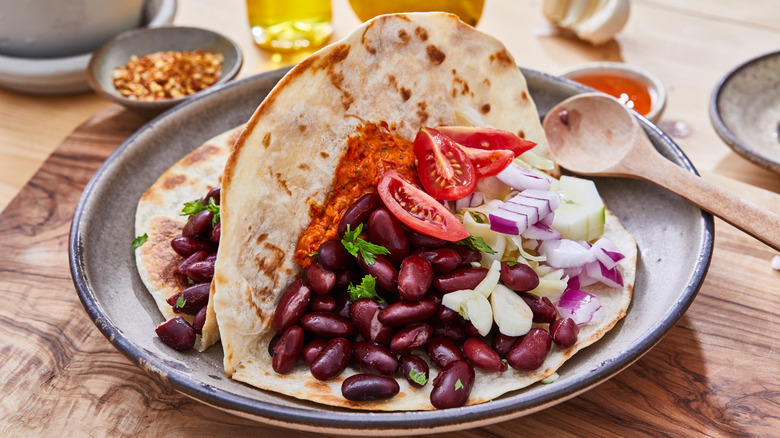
[542,92,780,252]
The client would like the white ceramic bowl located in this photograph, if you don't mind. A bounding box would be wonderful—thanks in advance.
[557,61,667,123]
[0,0,176,95]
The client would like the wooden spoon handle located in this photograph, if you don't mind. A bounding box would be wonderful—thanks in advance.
[632,153,780,252]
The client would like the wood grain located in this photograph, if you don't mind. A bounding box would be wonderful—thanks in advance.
[0,106,778,437]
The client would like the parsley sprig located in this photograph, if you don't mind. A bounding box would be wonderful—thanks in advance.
[181,197,220,227]
[457,235,497,255]
[347,274,386,304]
[132,233,148,249]
[341,223,390,265]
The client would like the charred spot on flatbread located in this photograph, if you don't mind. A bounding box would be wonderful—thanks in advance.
[142,216,188,293]
[426,44,446,65]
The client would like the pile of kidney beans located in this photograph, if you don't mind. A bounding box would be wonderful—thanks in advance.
[270,193,580,409]
[154,187,222,351]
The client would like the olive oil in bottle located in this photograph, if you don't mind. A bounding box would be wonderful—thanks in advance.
[246,0,332,52]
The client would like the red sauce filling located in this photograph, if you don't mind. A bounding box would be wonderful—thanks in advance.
[294,123,418,267]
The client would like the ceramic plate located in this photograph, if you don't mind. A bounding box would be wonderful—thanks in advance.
[710,50,780,173]
[70,67,713,435]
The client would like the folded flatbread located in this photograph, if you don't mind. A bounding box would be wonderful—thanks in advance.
[135,126,243,351]
[212,12,636,410]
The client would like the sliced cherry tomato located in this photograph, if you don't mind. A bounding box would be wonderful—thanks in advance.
[435,126,537,157]
[377,170,469,242]
[413,127,477,201]
[456,146,514,178]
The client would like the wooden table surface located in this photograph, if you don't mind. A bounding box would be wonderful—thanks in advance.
[1,0,779,436]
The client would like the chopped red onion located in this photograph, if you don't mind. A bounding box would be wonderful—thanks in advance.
[489,209,523,235]
[454,191,484,211]
[539,239,597,268]
[496,163,552,191]
[590,237,625,270]
[521,223,561,240]
[584,260,624,288]
[557,289,602,325]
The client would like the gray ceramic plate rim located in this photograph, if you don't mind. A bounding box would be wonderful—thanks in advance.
[70,67,714,434]
[709,50,780,173]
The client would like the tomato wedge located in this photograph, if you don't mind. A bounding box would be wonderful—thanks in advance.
[377,170,469,241]
[413,127,477,201]
[456,146,513,178]
[435,126,536,157]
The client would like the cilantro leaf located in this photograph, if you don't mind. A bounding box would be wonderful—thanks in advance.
[347,275,386,304]
[409,370,428,386]
[341,223,390,265]
[175,295,187,309]
[454,379,464,391]
[132,233,148,249]
[506,261,518,267]
[457,235,497,255]
[180,196,220,226]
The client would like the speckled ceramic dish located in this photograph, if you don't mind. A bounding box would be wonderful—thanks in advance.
[70,67,713,435]
[87,25,242,118]
[710,50,780,173]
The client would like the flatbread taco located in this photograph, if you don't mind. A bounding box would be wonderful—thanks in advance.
[203,12,637,411]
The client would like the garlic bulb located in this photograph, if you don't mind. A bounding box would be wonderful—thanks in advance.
[542,0,630,45]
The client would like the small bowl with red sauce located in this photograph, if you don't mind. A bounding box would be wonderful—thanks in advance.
[557,61,667,123]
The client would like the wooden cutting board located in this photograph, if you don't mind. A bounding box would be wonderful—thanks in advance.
[1,105,778,437]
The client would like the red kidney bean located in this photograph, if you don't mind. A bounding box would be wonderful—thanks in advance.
[506,328,552,371]
[464,321,481,338]
[182,210,213,238]
[300,311,355,338]
[499,261,540,292]
[390,323,432,355]
[272,325,305,374]
[463,337,506,372]
[397,256,433,301]
[155,316,196,350]
[356,254,398,293]
[430,360,475,410]
[333,290,352,319]
[432,305,462,324]
[166,282,210,315]
[317,239,351,271]
[378,298,437,327]
[352,341,399,375]
[341,374,400,401]
[192,305,207,335]
[171,236,216,258]
[426,336,466,369]
[450,244,481,266]
[209,221,221,243]
[400,354,430,388]
[550,318,579,348]
[309,294,336,312]
[518,291,557,324]
[491,332,517,358]
[349,298,395,346]
[338,193,380,237]
[310,337,352,380]
[368,208,410,266]
[431,320,467,343]
[302,337,327,366]
[412,248,462,273]
[205,253,217,262]
[185,259,215,283]
[174,250,207,275]
[202,186,221,205]
[305,259,336,295]
[334,269,354,290]
[406,228,446,249]
[268,334,280,357]
[432,267,488,294]
[272,279,312,333]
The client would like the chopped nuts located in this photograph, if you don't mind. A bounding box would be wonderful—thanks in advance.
[112,50,223,101]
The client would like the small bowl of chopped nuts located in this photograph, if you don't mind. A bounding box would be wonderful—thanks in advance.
[87,25,242,118]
